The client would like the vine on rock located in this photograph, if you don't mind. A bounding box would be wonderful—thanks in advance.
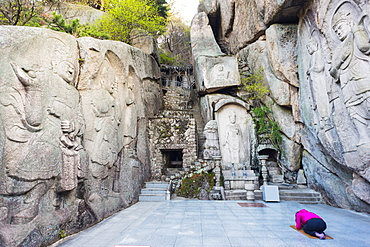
[239,67,282,152]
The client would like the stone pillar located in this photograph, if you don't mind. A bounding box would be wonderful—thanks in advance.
[213,156,222,187]
[210,156,225,200]
[258,155,269,186]
[245,182,255,201]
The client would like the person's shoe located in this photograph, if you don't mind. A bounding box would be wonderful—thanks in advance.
[315,232,325,240]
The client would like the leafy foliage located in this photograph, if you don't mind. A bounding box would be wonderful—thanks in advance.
[59,229,67,238]
[155,0,169,18]
[158,15,191,66]
[0,0,45,25]
[238,66,281,150]
[43,12,110,39]
[159,53,176,64]
[239,67,269,101]
[176,172,215,199]
[252,105,282,150]
[97,0,167,43]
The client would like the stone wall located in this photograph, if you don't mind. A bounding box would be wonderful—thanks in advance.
[0,26,161,246]
[197,0,370,212]
[148,115,197,180]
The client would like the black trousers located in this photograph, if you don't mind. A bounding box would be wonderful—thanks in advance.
[303,218,327,237]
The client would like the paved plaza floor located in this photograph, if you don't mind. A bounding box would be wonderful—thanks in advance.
[54,199,370,247]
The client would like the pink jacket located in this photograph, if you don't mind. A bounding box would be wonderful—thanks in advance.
[295,209,322,229]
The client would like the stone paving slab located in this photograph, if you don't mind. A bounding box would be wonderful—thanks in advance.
[53,200,370,247]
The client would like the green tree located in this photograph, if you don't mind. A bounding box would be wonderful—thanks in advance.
[251,105,282,150]
[239,67,269,102]
[0,0,46,26]
[158,15,191,66]
[155,0,169,18]
[43,12,110,39]
[98,0,167,43]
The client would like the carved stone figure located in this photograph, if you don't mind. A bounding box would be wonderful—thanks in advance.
[89,57,121,177]
[47,41,87,192]
[215,102,252,168]
[329,1,370,146]
[210,64,231,86]
[203,120,220,160]
[123,68,138,147]
[223,111,242,164]
[84,55,123,218]
[306,29,330,131]
[0,37,86,225]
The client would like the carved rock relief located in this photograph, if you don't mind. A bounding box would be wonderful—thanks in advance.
[215,103,253,168]
[0,27,159,246]
[299,0,370,204]
[78,50,124,219]
[0,28,87,231]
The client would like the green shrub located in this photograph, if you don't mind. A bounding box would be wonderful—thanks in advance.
[252,105,282,150]
[239,67,269,101]
[43,12,110,39]
[176,172,215,199]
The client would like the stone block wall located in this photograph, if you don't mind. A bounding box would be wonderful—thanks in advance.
[148,117,197,179]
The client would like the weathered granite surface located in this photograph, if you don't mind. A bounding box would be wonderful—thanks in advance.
[191,12,240,93]
[197,0,370,212]
[198,0,308,54]
[0,26,161,246]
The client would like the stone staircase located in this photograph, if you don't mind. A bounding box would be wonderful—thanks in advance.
[139,182,170,202]
[225,187,323,204]
[225,190,249,200]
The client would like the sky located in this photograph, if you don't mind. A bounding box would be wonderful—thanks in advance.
[170,0,199,24]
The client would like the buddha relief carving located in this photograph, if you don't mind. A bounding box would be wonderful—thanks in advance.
[209,63,232,86]
[223,111,242,164]
[217,104,252,167]
[85,52,123,214]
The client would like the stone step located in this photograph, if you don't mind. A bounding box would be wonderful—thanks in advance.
[140,188,168,195]
[139,194,168,202]
[225,190,247,200]
[139,182,170,202]
[228,188,323,204]
[145,182,169,189]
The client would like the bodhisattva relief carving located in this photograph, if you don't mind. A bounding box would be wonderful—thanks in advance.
[85,53,123,209]
[329,1,370,147]
[0,38,86,225]
[306,28,331,131]
[48,41,87,192]
[123,67,139,147]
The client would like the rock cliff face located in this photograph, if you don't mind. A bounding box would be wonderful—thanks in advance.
[196,0,370,212]
[0,26,161,246]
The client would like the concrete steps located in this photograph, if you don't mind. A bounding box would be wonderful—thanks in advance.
[139,182,170,202]
[225,190,247,200]
[225,187,323,204]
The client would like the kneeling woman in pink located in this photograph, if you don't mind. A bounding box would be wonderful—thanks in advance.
[295,209,327,239]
